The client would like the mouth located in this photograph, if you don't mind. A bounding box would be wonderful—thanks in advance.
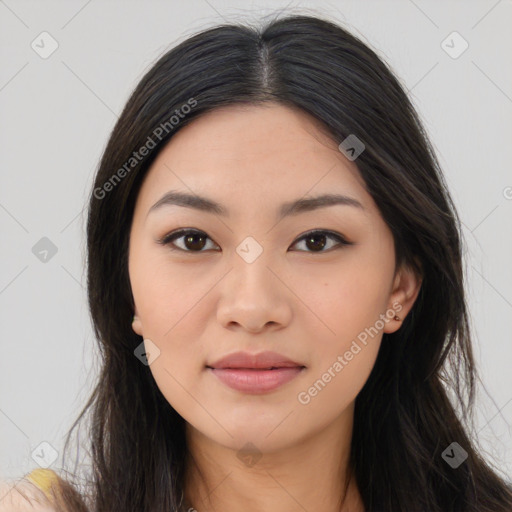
[207,350,304,370]
[208,366,301,370]
[206,350,306,394]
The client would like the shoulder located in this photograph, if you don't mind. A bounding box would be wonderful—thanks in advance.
[0,469,59,511]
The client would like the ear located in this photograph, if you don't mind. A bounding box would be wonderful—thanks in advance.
[383,259,423,334]
[132,307,143,336]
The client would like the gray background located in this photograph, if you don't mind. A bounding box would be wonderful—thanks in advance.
[1,0,511,482]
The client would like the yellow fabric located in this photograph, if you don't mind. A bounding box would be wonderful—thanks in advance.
[25,468,59,501]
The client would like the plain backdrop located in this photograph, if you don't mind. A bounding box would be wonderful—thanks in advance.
[1,0,511,482]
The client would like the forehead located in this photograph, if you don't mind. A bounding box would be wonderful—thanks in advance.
[155,103,348,168]
[135,103,371,217]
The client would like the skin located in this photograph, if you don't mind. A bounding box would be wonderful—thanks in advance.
[129,103,422,512]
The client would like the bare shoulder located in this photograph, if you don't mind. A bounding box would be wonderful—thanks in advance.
[0,477,57,512]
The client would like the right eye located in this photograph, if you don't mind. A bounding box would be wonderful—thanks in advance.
[157,229,219,252]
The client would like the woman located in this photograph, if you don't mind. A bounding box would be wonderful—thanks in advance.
[3,13,511,512]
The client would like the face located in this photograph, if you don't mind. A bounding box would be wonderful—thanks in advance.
[128,103,420,453]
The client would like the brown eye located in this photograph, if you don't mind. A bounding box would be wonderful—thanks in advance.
[303,233,328,251]
[183,232,207,251]
[159,229,218,252]
[291,230,352,253]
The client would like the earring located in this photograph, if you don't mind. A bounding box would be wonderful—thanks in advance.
[394,315,401,321]
[132,315,136,323]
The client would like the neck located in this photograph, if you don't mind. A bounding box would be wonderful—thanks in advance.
[183,403,365,512]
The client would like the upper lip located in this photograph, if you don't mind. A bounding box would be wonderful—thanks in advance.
[207,351,305,370]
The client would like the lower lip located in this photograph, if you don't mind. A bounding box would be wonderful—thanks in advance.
[208,367,304,394]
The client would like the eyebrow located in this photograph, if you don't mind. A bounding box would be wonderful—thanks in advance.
[146,190,365,221]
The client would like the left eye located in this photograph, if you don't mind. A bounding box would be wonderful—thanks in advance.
[157,229,352,253]
[292,230,352,252]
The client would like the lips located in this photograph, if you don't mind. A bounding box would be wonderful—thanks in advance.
[206,350,304,370]
[206,351,306,394]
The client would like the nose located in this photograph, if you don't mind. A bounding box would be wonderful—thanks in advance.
[216,252,293,334]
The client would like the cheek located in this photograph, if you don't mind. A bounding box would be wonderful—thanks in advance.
[130,246,214,339]
[290,254,392,391]
[129,248,213,377]
[296,342,378,424]
[146,354,209,431]
[295,257,392,336]
[294,270,386,413]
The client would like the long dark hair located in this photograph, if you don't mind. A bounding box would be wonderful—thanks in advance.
[52,13,512,512]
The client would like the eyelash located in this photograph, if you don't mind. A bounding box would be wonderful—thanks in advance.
[156,228,353,254]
